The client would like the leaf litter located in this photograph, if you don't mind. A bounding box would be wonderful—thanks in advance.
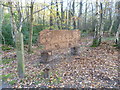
[1,36,119,88]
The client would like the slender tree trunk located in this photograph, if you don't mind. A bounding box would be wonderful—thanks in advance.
[25,1,30,45]
[61,0,64,29]
[77,0,82,30]
[115,1,120,48]
[43,0,45,29]
[37,6,39,23]
[108,19,114,35]
[108,2,114,36]
[109,8,112,27]
[9,3,18,36]
[93,1,99,46]
[84,1,87,31]
[28,1,34,52]
[115,24,120,48]
[91,3,95,33]
[72,0,76,29]
[68,2,72,30]
[65,10,68,29]
[99,2,104,37]
[92,1,102,47]
[68,10,71,29]
[56,0,60,29]
[50,0,53,30]
[0,4,5,45]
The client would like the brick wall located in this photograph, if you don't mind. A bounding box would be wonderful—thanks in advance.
[39,30,81,51]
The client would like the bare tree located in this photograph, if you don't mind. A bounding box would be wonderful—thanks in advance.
[43,0,45,29]
[8,1,25,78]
[72,0,76,29]
[0,2,5,45]
[50,0,53,30]
[91,2,95,33]
[28,0,34,52]
[61,0,64,29]
[84,1,88,31]
[92,0,103,47]
[115,1,120,48]
[68,2,72,29]
[77,0,82,30]
[56,0,60,29]
[108,0,115,35]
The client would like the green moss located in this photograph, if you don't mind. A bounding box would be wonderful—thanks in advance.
[91,37,101,47]
[8,80,17,85]
[90,44,98,47]
[2,58,15,64]
[1,74,12,81]
[1,45,12,51]
[112,44,120,49]
[112,44,118,47]
[91,40,99,47]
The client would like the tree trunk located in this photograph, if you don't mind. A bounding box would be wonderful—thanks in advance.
[65,10,68,29]
[72,0,76,29]
[115,24,120,47]
[99,2,104,37]
[92,1,102,47]
[68,10,71,30]
[115,1,120,48]
[84,1,87,31]
[56,0,60,29]
[68,2,72,30]
[50,0,53,30]
[91,3,95,33]
[108,19,114,35]
[61,0,64,29]
[28,1,34,52]
[0,4,5,45]
[43,0,45,29]
[77,0,82,30]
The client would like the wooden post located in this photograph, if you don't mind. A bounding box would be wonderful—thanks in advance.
[43,68,50,79]
[40,51,49,63]
[16,32,25,78]
[71,47,78,55]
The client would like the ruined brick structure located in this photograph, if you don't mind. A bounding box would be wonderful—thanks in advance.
[39,30,81,51]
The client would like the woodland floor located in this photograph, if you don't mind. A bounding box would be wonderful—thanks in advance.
[1,36,120,89]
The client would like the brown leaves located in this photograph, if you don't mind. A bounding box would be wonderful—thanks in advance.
[2,37,119,88]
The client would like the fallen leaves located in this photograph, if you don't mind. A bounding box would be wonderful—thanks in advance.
[1,37,119,88]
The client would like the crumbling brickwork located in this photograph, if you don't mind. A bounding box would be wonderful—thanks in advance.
[39,30,80,51]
